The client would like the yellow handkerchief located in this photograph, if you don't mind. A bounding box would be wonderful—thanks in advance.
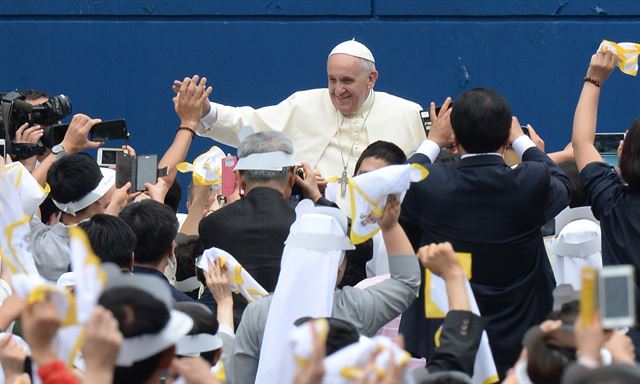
[177,146,226,186]
[598,40,640,76]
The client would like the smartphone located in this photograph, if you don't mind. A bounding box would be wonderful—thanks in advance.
[0,139,5,158]
[599,265,636,329]
[420,110,431,136]
[291,167,305,200]
[521,126,531,137]
[594,133,625,154]
[97,148,124,167]
[115,151,134,189]
[46,119,129,146]
[136,155,158,192]
[89,119,129,142]
[221,155,238,196]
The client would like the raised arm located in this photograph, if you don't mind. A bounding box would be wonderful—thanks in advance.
[572,51,617,172]
[31,113,103,186]
[158,75,213,187]
[417,242,469,311]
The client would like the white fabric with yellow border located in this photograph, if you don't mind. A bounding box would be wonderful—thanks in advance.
[321,334,411,383]
[345,163,428,244]
[176,146,226,186]
[424,252,499,384]
[0,165,40,276]
[2,161,49,217]
[196,247,268,303]
[598,40,640,76]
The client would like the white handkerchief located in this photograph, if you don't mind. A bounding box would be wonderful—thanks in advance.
[196,247,268,303]
[348,164,428,244]
[598,40,640,76]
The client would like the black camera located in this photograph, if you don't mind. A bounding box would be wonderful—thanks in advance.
[1,91,72,157]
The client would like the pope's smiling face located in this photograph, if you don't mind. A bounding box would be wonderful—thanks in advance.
[327,54,378,117]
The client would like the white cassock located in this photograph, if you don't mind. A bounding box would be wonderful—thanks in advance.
[196,89,426,179]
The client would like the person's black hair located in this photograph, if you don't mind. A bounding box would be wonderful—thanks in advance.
[20,89,48,101]
[175,234,204,299]
[523,325,576,384]
[451,88,512,153]
[619,118,640,190]
[174,302,220,364]
[294,317,360,356]
[38,196,60,224]
[78,214,136,270]
[337,241,371,289]
[119,200,179,265]
[164,178,183,213]
[47,152,102,205]
[547,299,580,326]
[99,287,171,384]
[434,148,461,165]
[559,161,587,207]
[353,140,407,175]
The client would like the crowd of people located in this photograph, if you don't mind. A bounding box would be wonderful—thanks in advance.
[0,39,639,384]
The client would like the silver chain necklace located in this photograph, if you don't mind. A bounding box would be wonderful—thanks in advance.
[336,91,376,197]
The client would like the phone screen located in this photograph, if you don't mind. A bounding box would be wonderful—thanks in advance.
[89,119,129,142]
[100,149,120,166]
[594,133,624,153]
[136,155,157,192]
[115,151,134,189]
[602,276,631,319]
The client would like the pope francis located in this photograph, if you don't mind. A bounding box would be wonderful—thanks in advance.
[176,40,426,182]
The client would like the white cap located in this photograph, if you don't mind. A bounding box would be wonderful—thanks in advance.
[329,39,375,63]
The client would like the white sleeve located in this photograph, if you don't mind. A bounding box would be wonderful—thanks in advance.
[512,135,537,158]
[415,139,441,163]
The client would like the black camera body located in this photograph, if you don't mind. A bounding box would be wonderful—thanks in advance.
[1,90,72,156]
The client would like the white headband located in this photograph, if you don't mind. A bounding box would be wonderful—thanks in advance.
[117,310,193,366]
[53,168,115,216]
[285,201,354,251]
[234,151,298,171]
[176,333,223,356]
[175,276,201,293]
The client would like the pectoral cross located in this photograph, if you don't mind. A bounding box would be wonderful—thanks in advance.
[338,170,349,198]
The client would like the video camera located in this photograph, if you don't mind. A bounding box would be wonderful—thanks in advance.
[1,90,72,158]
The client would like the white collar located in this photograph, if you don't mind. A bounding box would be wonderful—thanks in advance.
[460,152,503,159]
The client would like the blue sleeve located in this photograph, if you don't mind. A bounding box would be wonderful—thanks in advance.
[580,162,624,220]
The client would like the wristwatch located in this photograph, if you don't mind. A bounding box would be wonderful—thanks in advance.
[51,144,66,156]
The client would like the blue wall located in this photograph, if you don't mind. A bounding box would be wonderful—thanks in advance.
[2,1,639,209]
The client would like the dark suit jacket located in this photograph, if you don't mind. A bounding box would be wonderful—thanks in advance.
[133,266,194,303]
[198,187,296,325]
[399,148,571,377]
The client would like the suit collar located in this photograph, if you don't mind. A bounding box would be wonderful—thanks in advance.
[457,154,507,169]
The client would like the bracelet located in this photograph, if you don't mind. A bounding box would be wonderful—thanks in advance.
[177,126,196,138]
[584,76,601,87]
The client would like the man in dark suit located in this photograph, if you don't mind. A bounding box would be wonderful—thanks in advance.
[198,131,326,325]
[399,89,571,378]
